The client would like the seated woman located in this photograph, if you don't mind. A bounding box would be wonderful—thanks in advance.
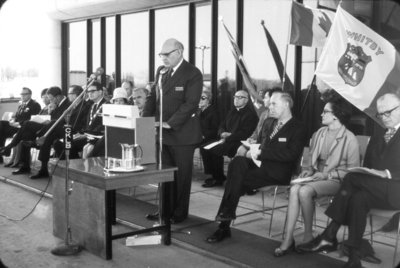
[274,95,360,257]
[198,88,220,183]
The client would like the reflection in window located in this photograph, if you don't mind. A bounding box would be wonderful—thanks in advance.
[92,19,101,73]
[121,12,149,87]
[155,6,189,71]
[69,21,87,86]
[195,3,211,84]
[106,16,116,94]
[243,0,294,90]
[218,0,237,120]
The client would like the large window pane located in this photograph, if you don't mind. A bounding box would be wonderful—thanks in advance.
[106,16,116,93]
[92,19,101,73]
[155,6,189,72]
[69,21,87,86]
[218,0,237,119]
[243,0,294,90]
[195,3,211,83]
[121,12,149,87]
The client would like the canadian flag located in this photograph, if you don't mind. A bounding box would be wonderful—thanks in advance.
[289,1,335,47]
[315,5,400,125]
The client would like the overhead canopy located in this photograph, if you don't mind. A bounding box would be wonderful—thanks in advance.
[46,0,204,20]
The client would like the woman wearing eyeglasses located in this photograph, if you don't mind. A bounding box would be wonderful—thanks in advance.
[198,88,220,181]
[274,94,360,257]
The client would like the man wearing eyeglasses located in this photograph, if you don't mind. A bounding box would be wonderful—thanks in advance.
[143,38,203,224]
[298,92,400,268]
[66,81,107,159]
[0,86,70,174]
[201,90,258,188]
[0,87,41,163]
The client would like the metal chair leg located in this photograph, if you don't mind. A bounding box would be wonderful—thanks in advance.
[268,186,279,237]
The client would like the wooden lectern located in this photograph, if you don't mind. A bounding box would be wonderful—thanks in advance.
[102,104,156,164]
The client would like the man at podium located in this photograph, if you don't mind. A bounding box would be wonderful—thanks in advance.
[143,38,203,224]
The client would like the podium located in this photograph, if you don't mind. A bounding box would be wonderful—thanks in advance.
[102,104,156,164]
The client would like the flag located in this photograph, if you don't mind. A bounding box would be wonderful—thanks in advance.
[260,20,294,92]
[290,1,335,47]
[220,19,262,102]
[315,5,400,126]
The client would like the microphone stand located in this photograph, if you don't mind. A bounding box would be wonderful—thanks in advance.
[158,69,168,170]
[50,79,95,256]
[51,112,82,256]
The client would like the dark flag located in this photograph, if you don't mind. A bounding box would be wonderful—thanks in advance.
[220,19,262,102]
[261,20,294,92]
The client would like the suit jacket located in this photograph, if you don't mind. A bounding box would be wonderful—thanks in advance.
[70,100,92,133]
[14,99,41,123]
[200,105,219,143]
[363,128,400,207]
[212,103,258,157]
[307,126,360,181]
[83,98,108,135]
[143,60,203,146]
[258,117,307,184]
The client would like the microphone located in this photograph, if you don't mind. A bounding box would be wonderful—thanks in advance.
[88,73,97,81]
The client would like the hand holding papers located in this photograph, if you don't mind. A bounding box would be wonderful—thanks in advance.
[249,144,261,167]
[30,115,51,124]
[291,176,315,185]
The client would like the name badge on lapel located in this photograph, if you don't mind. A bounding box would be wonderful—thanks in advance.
[278,137,287,142]
[175,86,184,91]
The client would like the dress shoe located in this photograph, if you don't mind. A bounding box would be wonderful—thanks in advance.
[30,170,50,179]
[12,167,31,175]
[379,213,400,232]
[202,179,224,188]
[296,235,338,253]
[246,189,258,196]
[206,228,231,243]
[274,241,296,257]
[4,162,13,168]
[343,257,362,268]
[215,213,235,222]
[0,147,11,156]
[146,212,160,221]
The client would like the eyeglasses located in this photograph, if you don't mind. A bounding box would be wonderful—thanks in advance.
[376,105,399,119]
[68,92,76,95]
[158,49,178,58]
[20,93,31,96]
[87,90,98,93]
[234,95,248,100]
[322,110,333,115]
[200,96,208,100]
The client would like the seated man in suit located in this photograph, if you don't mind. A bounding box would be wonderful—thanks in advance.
[202,90,259,188]
[30,85,91,179]
[66,81,107,159]
[206,91,307,243]
[0,86,69,174]
[131,87,149,116]
[122,81,134,104]
[297,92,400,268]
[0,87,41,163]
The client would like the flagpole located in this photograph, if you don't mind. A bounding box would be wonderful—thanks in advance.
[282,1,294,92]
[300,75,316,113]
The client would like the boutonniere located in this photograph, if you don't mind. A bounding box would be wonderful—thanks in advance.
[24,107,30,112]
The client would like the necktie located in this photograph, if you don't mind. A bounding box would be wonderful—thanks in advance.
[270,121,283,139]
[90,103,97,124]
[384,127,396,143]
[161,68,172,86]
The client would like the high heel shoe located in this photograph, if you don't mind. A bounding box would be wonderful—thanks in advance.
[273,241,296,257]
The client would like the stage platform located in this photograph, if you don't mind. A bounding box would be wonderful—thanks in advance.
[0,154,398,267]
